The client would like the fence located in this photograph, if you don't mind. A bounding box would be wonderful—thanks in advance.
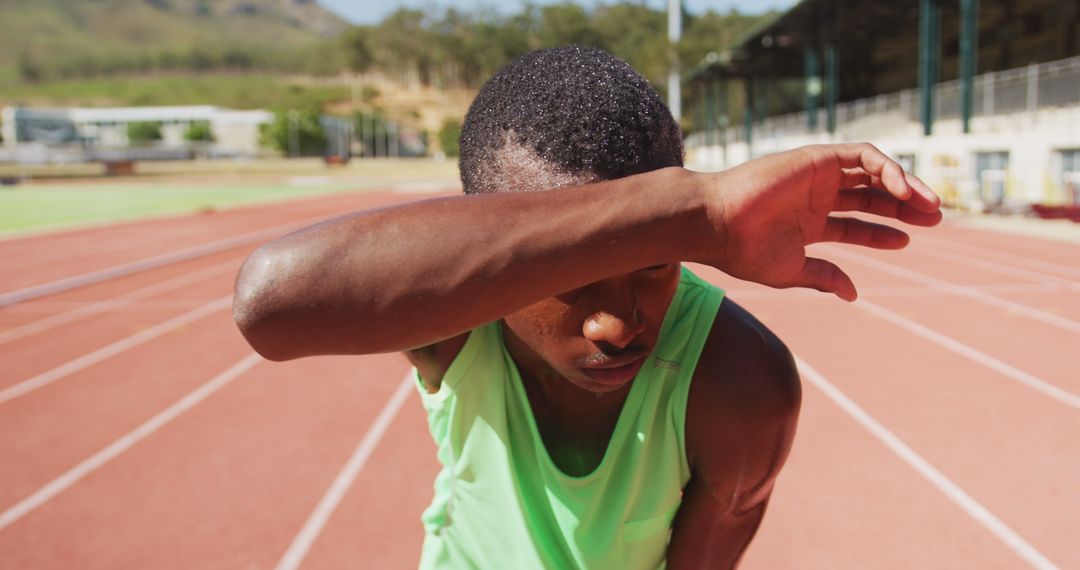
[687,54,1080,149]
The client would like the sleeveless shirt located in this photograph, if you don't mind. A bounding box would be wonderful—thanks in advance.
[413,267,724,569]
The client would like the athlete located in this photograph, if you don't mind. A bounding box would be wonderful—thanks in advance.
[233,46,941,568]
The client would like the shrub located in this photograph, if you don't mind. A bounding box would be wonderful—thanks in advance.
[260,109,326,156]
[127,121,163,144]
[438,118,461,157]
[184,121,214,142]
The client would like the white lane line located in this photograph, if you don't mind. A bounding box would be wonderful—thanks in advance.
[0,353,262,531]
[827,247,1080,335]
[917,235,1080,281]
[855,299,1080,410]
[0,213,323,308]
[276,373,414,570]
[0,295,232,405]
[796,356,1059,570]
[0,257,241,345]
[722,282,1067,300]
[910,245,1080,294]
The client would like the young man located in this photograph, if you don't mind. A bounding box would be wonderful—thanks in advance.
[233,47,941,568]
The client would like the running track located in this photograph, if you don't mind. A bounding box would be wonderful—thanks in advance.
[0,189,1076,569]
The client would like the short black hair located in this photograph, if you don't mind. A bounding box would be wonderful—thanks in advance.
[459,45,683,194]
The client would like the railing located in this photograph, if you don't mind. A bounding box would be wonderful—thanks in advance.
[687,53,1080,149]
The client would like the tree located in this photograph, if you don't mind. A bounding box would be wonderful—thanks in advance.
[260,109,326,156]
[127,121,163,144]
[341,26,376,73]
[184,121,215,143]
[438,118,461,157]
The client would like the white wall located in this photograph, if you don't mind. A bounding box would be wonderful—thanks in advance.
[687,105,1080,210]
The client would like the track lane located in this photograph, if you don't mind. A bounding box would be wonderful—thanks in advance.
[0,191,408,293]
[819,249,1078,395]
[299,384,437,569]
[739,366,1034,570]
[0,275,235,392]
[916,223,1080,273]
[0,309,247,510]
[735,294,1078,568]
[2,196,1076,568]
[0,351,410,570]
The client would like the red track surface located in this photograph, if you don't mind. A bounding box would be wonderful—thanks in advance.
[1,189,1076,569]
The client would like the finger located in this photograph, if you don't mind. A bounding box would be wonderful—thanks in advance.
[904,171,942,212]
[788,257,857,302]
[835,188,944,226]
[827,143,910,200]
[840,168,874,188]
[819,216,911,249]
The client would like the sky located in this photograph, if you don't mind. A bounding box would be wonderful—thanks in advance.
[322,0,799,25]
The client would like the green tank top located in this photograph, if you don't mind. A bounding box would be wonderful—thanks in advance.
[413,267,724,569]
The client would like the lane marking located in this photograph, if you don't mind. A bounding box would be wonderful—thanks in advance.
[0,353,261,531]
[856,299,1080,410]
[827,247,1080,335]
[721,282,1068,300]
[910,245,1080,294]
[0,295,232,405]
[0,212,330,308]
[796,356,1059,570]
[0,257,242,345]
[917,235,1080,280]
[275,373,414,570]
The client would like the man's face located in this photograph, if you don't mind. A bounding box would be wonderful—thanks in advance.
[502,263,680,394]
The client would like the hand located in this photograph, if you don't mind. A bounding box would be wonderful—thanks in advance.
[701,143,942,301]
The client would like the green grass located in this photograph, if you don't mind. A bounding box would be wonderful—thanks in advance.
[0,182,359,235]
[1,73,349,110]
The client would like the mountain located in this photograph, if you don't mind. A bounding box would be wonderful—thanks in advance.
[0,0,348,66]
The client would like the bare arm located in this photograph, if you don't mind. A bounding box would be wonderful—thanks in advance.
[234,167,707,360]
[667,302,801,569]
[234,143,941,361]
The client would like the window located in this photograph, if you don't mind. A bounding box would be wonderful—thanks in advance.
[975,151,1009,208]
[1061,149,1080,205]
[896,154,916,174]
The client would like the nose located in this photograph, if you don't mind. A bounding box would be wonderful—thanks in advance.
[582,308,645,349]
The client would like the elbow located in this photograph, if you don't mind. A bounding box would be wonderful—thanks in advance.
[232,248,298,362]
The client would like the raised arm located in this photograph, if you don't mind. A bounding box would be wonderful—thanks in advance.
[233,143,941,361]
[233,166,706,360]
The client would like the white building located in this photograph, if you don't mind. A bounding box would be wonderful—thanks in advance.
[1,105,272,160]
[687,55,1080,211]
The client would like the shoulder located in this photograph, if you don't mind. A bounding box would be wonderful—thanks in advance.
[684,298,801,507]
[687,299,801,440]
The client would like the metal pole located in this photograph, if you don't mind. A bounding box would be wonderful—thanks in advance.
[804,43,821,132]
[959,0,978,133]
[389,121,399,159]
[1026,62,1039,114]
[667,0,682,121]
[705,81,716,147]
[919,0,940,136]
[824,24,838,134]
[365,112,373,156]
[375,117,384,158]
[743,76,754,151]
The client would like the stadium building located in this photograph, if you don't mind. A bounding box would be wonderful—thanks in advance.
[685,0,1080,212]
[0,105,272,162]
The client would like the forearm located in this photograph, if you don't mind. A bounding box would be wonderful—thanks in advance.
[234,167,710,359]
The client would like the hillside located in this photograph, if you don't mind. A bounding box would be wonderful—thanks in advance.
[0,0,346,68]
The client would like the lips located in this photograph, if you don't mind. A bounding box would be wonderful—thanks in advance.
[581,356,646,385]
